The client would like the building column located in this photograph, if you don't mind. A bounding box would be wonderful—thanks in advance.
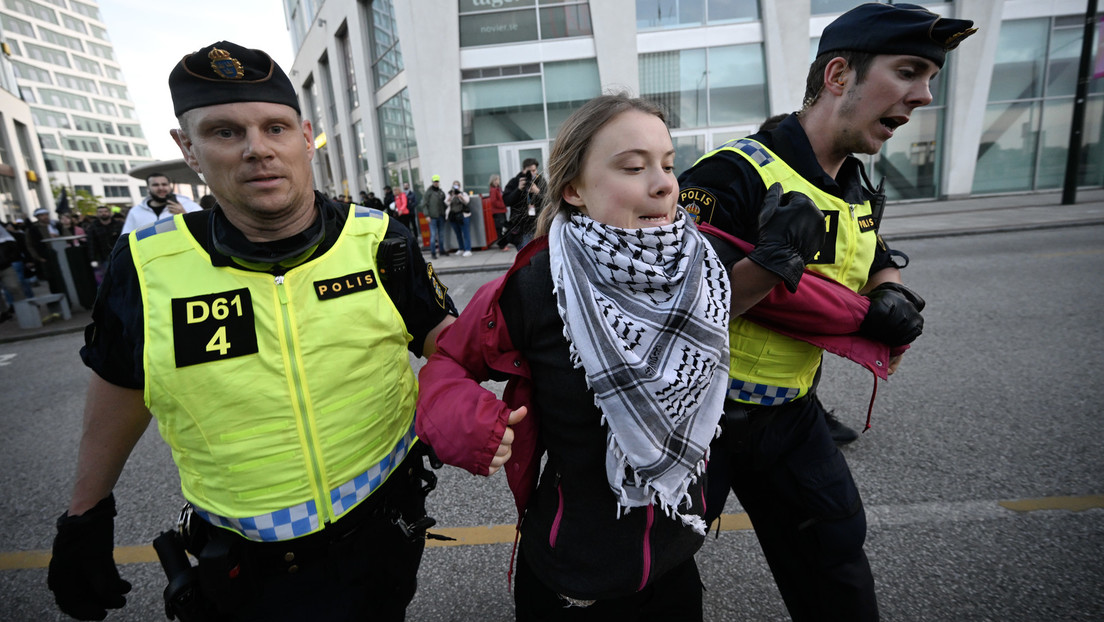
[590,0,639,94]
[942,0,1004,198]
[762,0,811,115]
[393,0,464,188]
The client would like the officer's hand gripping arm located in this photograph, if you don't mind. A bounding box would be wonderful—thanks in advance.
[746,183,826,293]
[859,282,926,347]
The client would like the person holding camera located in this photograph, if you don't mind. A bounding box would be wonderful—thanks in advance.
[502,158,546,249]
[445,180,472,257]
[121,173,202,234]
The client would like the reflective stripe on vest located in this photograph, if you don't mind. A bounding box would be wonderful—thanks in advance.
[194,422,416,541]
[702,139,878,402]
[131,206,418,536]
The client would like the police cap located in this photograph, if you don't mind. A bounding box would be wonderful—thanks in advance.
[817,3,977,69]
[169,41,300,117]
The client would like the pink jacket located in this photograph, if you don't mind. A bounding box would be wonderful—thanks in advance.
[416,229,901,516]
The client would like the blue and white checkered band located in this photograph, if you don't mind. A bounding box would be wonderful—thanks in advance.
[728,379,799,406]
[194,422,418,542]
[721,138,774,168]
[134,216,178,241]
[353,205,385,219]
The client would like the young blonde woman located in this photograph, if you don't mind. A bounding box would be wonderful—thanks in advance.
[416,94,731,620]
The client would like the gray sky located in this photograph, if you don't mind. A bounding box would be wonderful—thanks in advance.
[98,0,296,162]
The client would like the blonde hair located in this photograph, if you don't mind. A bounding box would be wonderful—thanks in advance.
[535,94,667,237]
[489,174,501,187]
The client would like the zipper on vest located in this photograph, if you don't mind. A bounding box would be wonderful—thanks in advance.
[274,274,332,526]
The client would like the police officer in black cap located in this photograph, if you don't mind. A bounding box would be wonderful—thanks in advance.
[47,41,457,620]
[678,4,975,621]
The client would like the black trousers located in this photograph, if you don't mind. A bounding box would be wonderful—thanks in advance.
[187,453,430,622]
[513,547,703,622]
[705,397,879,622]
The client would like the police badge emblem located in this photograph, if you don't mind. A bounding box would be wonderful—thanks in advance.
[208,47,244,79]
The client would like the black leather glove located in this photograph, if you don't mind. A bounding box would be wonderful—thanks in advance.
[48,494,131,621]
[747,183,826,292]
[860,282,926,347]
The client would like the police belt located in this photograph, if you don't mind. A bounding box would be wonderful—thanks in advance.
[720,395,811,449]
[188,451,419,575]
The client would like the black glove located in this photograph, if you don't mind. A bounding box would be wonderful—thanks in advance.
[860,282,926,347]
[747,183,826,292]
[48,494,131,620]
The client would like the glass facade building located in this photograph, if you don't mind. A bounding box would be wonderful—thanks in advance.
[285,0,1103,214]
[1,0,153,207]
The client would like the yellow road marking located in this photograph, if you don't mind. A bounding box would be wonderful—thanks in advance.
[998,494,1104,513]
[4,495,1101,571]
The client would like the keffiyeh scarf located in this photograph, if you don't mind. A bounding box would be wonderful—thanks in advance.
[548,209,730,534]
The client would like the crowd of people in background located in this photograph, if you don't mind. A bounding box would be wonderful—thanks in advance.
[0,178,220,324]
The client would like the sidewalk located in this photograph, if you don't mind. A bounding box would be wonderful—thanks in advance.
[4,188,1102,345]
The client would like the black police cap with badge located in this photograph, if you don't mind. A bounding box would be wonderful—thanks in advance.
[168,40,300,116]
[817,3,977,69]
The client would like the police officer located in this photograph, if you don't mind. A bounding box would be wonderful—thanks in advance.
[47,41,456,621]
[678,5,975,621]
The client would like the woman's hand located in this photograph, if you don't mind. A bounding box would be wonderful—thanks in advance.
[487,407,527,475]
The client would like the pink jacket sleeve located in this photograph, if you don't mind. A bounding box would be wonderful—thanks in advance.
[416,275,514,476]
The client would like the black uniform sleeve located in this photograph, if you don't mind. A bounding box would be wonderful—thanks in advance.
[677,151,765,243]
[379,218,457,356]
[79,234,145,389]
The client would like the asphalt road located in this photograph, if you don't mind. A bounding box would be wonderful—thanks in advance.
[2,225,1102,621]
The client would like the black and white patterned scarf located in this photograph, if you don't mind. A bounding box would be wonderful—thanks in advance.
[548,208,730,533]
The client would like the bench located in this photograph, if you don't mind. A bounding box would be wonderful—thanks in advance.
[12,293,71,329]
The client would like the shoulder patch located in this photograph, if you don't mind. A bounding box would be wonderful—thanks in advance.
[426,263,448,310]
[679,187,717,224]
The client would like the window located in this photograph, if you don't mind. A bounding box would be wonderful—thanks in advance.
[635,0,758,30]
[353,120,368,177]
[73,115,114,134]
[3,0,58,23]
[88,159,127,174]
[338,29,358,110]
[639,44,767,129]
[377,89,418,164]
[87,42,114,61]
[459,0,591,47]
[38,88,91,111]
[11,60,53,84]
[38,133,58,149]
[15,121,36,170]
[64,136,102,152]
[319,55,337,128]
[100,82,128,99]
[368,0,403,89]
[32,107,70,129]
[24,43,70,67]
[119,105,136,119]
[973,17,1104,193]
[39,27,84,52]
[72,55,102,75]
[103,185,131,198]
[117,123,143,138]
[103,139,131,155]
[104,65,122,80]
[90,24,108,41]
[1,13,36,37]
[134,144,150,157]
[64,156,86,173]
[56,72,98,94]
[61,13,87,34]
[69,0,100,20]
[93,99,116,116]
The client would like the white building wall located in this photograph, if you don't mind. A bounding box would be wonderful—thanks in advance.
[393,0,463,189]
